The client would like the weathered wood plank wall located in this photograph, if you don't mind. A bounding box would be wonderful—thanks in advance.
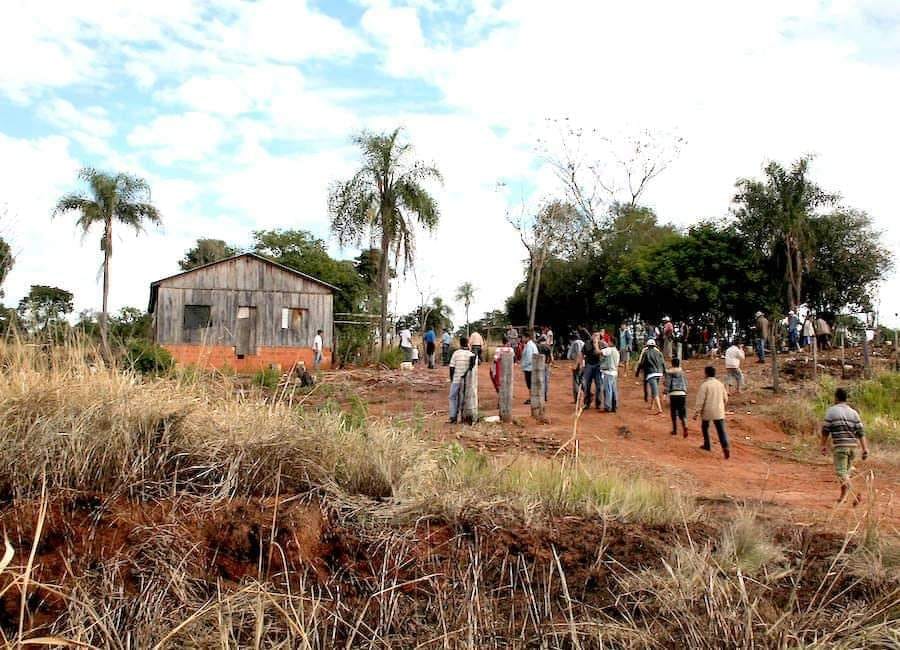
[153,257,334,348]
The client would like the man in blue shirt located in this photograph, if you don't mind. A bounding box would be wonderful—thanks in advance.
[521,330,539,405]
[424,327,437,369]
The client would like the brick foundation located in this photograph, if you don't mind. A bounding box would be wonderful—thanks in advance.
[162,344,332,373]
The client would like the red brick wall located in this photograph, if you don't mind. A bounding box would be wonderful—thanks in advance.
[163,344,332,372]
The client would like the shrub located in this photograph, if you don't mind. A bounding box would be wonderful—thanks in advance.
[378,346,404,369]
[252,367,282,390]
[124,339,174,375]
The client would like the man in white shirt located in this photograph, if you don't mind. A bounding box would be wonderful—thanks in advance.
[724,337,746,394]
[313,329,324,370]
[520,330,539,405]
[399,325,413,363]
[448,336,476,424]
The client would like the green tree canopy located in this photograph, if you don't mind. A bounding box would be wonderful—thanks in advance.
[17,285,74,332]
[733,157,837,310]
[804,210,893,315]
[0,236,13,298]
[179,239,239,270]
[251,229,366,314]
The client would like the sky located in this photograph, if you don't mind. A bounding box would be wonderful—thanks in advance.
[1,0,899,326]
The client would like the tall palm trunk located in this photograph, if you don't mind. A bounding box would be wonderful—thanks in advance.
[100,218,112,359]
[378,225,391,350]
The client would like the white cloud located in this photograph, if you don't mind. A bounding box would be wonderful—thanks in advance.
[128,112,226,163]
[160,64,361,139]
[212,0,367,63]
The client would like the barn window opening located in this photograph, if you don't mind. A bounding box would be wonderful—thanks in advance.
[183,305,211,330]
[281,307,306,331]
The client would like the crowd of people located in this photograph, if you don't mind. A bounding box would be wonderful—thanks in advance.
[397,310,869,502]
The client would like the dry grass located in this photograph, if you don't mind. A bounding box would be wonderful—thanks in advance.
[0,340,897,647]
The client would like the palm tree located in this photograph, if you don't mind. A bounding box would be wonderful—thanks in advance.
[54,168,161,355]
[455,282,474,336]
[329,128,442,349]
[734,157,837,310]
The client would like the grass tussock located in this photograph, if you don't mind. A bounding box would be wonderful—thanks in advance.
[433,444,692,524]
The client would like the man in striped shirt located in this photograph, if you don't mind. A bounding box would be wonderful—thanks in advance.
[821,387,869,504]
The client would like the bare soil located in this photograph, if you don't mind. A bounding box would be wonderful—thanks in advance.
[323,355,900,533]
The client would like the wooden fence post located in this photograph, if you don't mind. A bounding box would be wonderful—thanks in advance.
[771,326,779,393]
[531,355,545,418]
[812,334,818,382]
[862,330,871,380]
[499,350,513,423]
[462,361,479,424]
[840,328,846,380]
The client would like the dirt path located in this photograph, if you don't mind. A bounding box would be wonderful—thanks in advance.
[326,358,900,531]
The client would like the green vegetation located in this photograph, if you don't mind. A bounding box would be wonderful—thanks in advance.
[124,339,174,375]
[437,443,690,524]
[817,373,900,446]
[377,345,404,369]
[252,366,282,390]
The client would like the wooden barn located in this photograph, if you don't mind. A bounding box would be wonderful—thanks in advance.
[148,253,335,371]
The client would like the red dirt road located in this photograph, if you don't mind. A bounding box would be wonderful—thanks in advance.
[327,357,900,532]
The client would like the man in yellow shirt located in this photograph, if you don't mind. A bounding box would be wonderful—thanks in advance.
[693,365,731,459]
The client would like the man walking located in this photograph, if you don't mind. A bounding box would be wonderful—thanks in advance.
[618,323,633,371]
[579,332,605,410]
[447,336,476,424]
[521,331,538,404]
[821,387,869,503]
[469,329,484,361]
[399,324,413,363]
[424,326,437,369]
[693,366,730,459]
[754,311,769,363]
[724,338,745,394]
[507,326,519,361]
[635,339,665,415]
[664,357,689,437]
[441,328,452,365]
[567,332,586,404]
[313,329,324,370]
[787,311,800,351]
[600,340,620,412]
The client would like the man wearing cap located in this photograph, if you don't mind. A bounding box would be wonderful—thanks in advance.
[754,311,769,363]
[635,338,666,415]
[787,310,800,352]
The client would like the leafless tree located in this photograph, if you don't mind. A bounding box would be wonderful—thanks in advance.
[507,199,578,332]
[538,118,684,227]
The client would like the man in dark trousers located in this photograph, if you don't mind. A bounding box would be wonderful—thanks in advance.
[635,339,665,415]
[693,365,730,459]
[664,357,689,437]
